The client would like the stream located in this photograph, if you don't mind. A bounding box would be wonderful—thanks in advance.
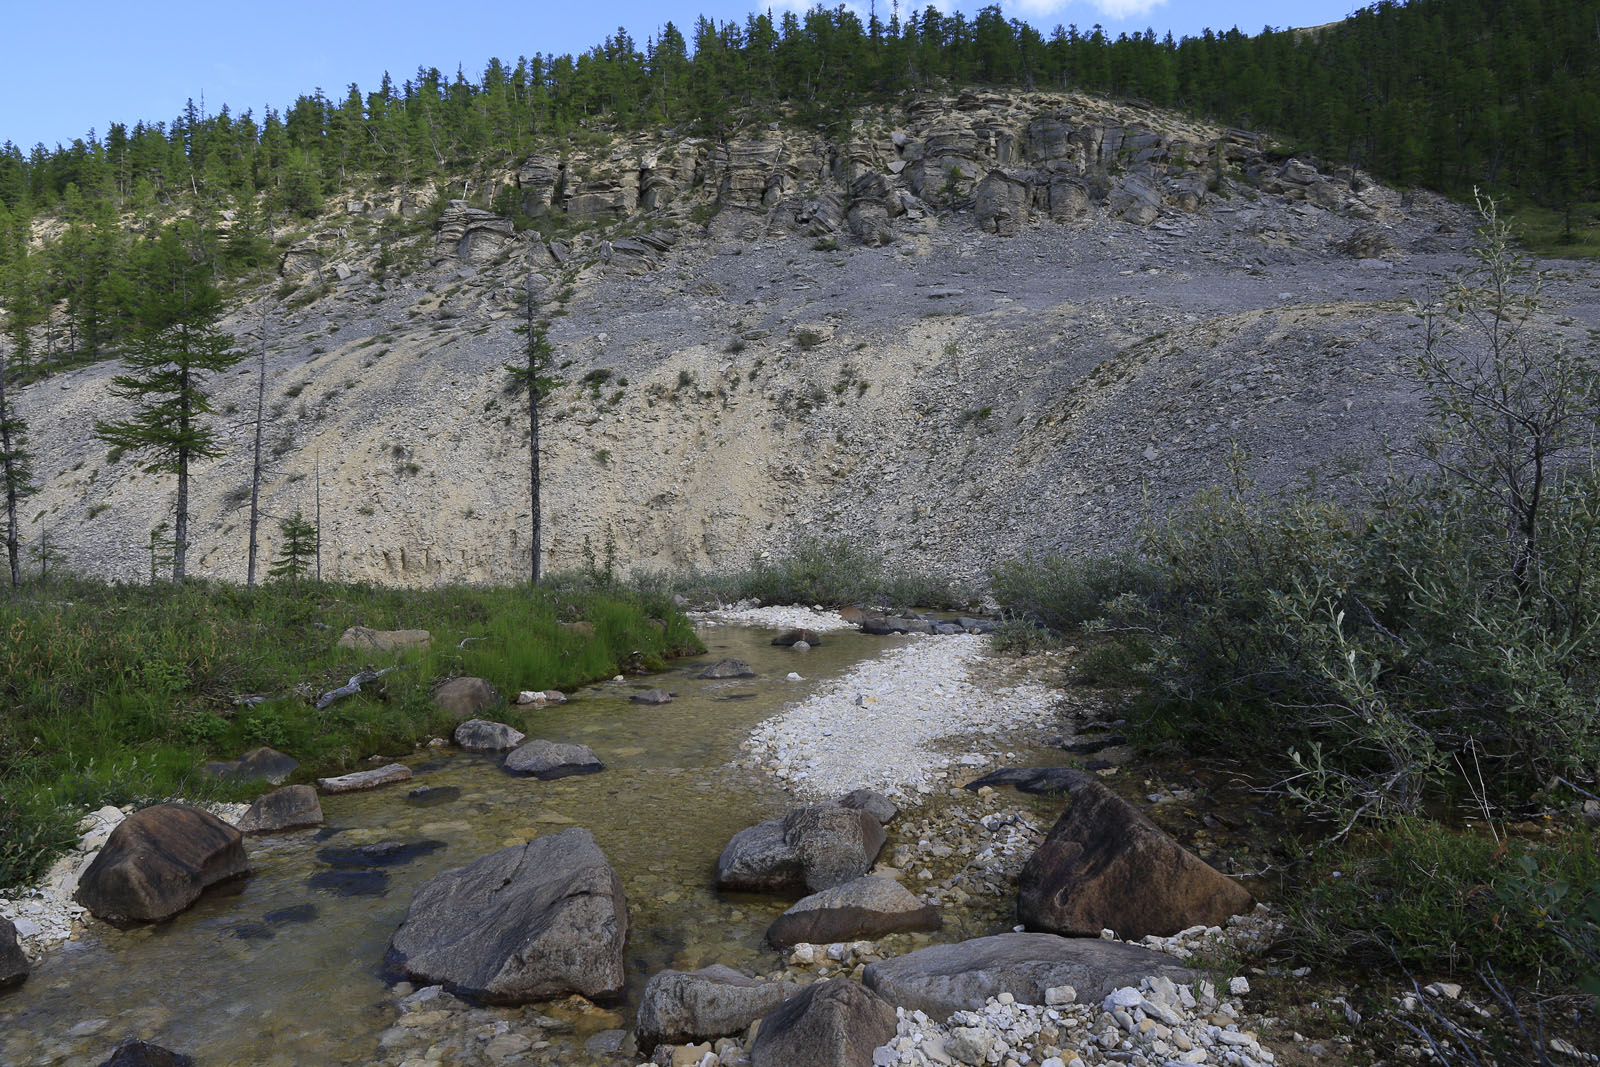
[0,624,907,1066]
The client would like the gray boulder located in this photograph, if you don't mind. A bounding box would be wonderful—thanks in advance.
[635,965,800,1051]
[97,1039,195,1067]
[336,626,431,653]
[236,785,323,834]
[716,804,886,894]
[454,719,526,752]
[767,876,941,947]
[317,763,413,793]
[771,628,822,647]
[750,978,898,1067]
[862,932,1196,1021]
[202,746,299,785]
[630,688,675,705]
[698,658,756,679]
[976,170,1031,236]
[433,677,499,719]
[74,804,251,924]
[504,739,604,779]
[386,827,627,1004]
[834,788,898,825]
[0,917,27,989]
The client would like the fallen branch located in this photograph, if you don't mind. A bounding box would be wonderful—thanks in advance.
[316,667,395,710]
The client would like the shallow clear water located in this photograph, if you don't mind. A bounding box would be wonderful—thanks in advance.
[0,625,899,1067]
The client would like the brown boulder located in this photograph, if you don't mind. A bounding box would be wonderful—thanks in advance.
[750,978,897,1067]
[1017,780,1254,940]
[767,876,941,947]
[772,628,822,647]
[73,804,251,924]
[433,677,499,719]
[0,917,27,989]
[236,785,324,834]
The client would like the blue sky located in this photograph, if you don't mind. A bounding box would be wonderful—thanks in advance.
[2,0,1363,151]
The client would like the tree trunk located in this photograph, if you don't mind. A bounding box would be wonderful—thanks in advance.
[246,311,267,586]
[0,352,19,587]
[528,295,542,585]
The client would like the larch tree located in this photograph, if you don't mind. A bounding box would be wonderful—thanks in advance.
[93,222,242,582]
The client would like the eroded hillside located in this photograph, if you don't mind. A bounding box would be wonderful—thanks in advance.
[17,90,1600,585]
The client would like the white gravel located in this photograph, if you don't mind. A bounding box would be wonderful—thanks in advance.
[692,603,857,631]
[742,633,1059,800]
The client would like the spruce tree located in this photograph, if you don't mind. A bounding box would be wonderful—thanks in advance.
[506,279,558,584]
[268,510,317,583]
[0,339,33,586]
[93,222,241,581]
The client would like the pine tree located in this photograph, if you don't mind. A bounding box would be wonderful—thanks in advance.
[93,222,242,581]
[0,338,33,586]
[268,510,317,583]
[506,279,559,584]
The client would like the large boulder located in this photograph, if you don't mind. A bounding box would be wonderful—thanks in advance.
[635,965,801,1051]
[716,804,886,894]
[73,804,251,924]
[433,677,499,719]
[336,626,431,653]
[698,658,756,680]
[454,719,526,752]
[201,746,298,785]
[834,788,898,825]
[767,875,941,947]
[0,917,28,989]
[386,828,627,1004]
[1017,779,1254,940]
[750,978,898,1067]
[772,628,822,647]
[317,763,413,793]
[97,1039,195,1067]
[236,785,323,834]
[504,739,604,779]
[862,932,1197,1021]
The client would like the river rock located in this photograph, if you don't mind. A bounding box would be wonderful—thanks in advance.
[0,917,28,989]
[317,763,413,793]
[630,688,674,705]
[767,875,941,946]
[635,965,801,1050]
[698,658,756,679]
[337,626,431,653]
[716,804,886,894]
[834,787,898,825]
[963,767,1088,796]
[454,718,526,752]
[750,978,897,1067]
[1017,779,1254,939]
[202,746,299,785]
[236,785,323,834]
[504,739,604,779]
[433,677,499,719]
[772,628,822,647]
[862,932,1197,1021]
[73,804,251,924]
[386,827,627,1004]
[97,1039,195,1067]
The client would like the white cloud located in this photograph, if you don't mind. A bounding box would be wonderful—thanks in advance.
[1004,0,1169,22]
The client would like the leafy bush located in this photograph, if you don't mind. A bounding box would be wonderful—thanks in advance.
[990,551,1160,634]
[990,619,1056,655]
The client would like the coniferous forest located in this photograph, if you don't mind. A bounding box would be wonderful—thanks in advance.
[1,0,1598,372]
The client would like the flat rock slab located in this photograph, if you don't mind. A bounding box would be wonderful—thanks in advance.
[630,688,674,705]
[862,932,1197,1021]
[318,763,413,793]
[202,746,299,785]
[454,719,526,752]
[386,827,627,1004]
[964,767,1089,795]
[636,965,801,1050]
[504,739,604,779]
[0,917,28,989]
[698,658,756,679]
[236,785,323,834]
[750,978,897,1067]
[768,875,941,947]
[73,803,251,925]
[337,626,431,653]
[1018,779,1254,939]
[434,677,499,719]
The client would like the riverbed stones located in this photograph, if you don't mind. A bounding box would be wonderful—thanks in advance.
[317,763,413,793]
[236,785,323,834]
[1017,779,1254,939]
[0,917,28,989]
[716,803,886,894]
[766,875,941,946]
[73,803,251,925]
[386,827,627,1004]
[337,626,431,653]
[453,718,526,752]
[201,746,299,785]
[862,932,1198,1021]
[635,965,801,1050]
[433,676,499,719]
[504,739,604,779]
[749,978,897,1067]
[698,658,757,679]
[96,1038,195,1067]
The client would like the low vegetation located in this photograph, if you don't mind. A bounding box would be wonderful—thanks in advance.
[0,576,701,890]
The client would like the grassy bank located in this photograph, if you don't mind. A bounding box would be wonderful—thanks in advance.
[0,576,702,890]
